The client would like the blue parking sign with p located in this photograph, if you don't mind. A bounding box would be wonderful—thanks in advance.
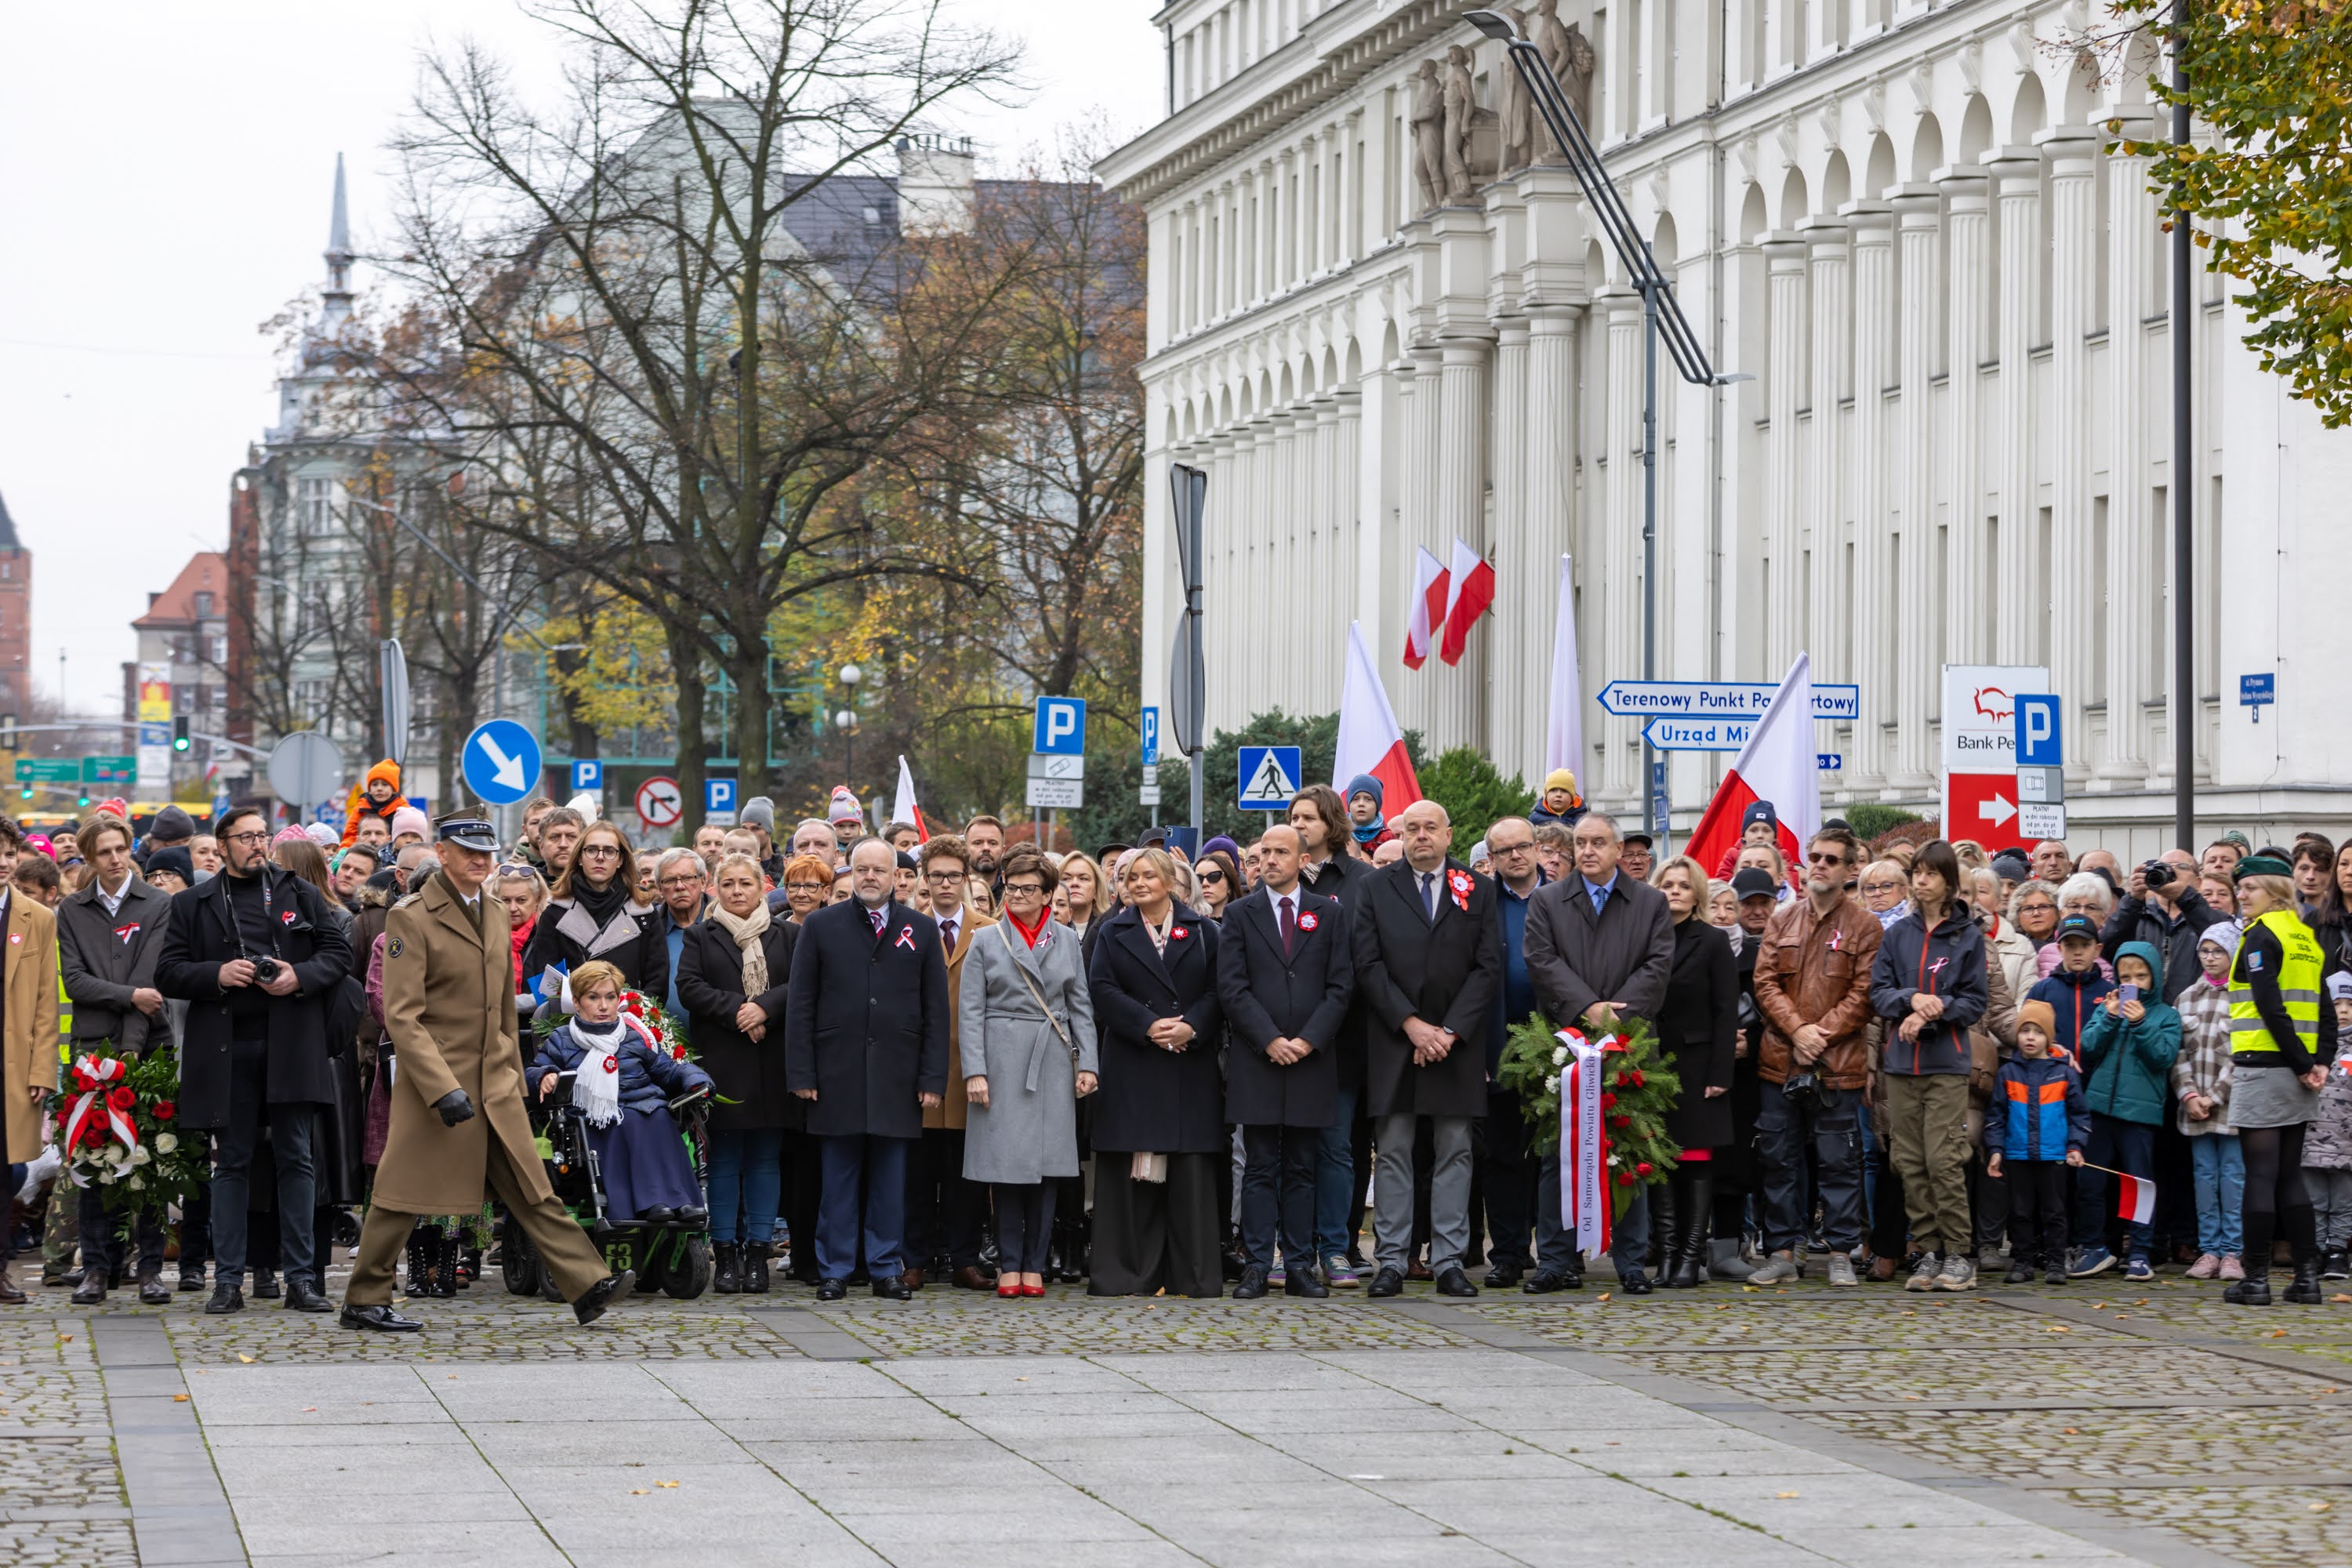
[1034,697,1087,756]
[1140,706,1160,766]
[706,777,737,814]
[572,759,603,791]
[2015,695,2063,768]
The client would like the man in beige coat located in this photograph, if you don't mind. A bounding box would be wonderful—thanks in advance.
[0,816,58,1305]
[909,835,988,1290]
[339,815,630,1331]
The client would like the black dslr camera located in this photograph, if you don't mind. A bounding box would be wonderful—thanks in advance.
[2142,858,2176,891]
[252,957,284,985]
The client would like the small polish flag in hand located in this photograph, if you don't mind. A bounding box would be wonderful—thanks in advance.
[2115,1172,2157,1226]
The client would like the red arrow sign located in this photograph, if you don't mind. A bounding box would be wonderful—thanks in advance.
[1944,771,2029,853]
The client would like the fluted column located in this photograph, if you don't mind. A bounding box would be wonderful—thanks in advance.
[2047,136,2100,786]
[1487,318,1530,771]
[1436,337,1490,750]
[1762,237,1809,677]
[1522,307,1582,785]
[1602,290,1644,803]
[1392,347,1444,739]
[1941,169,1991,665]
[1266,410,1298,711]
[1990,155,2042,667]
[1890,190,1940,788]
[1846,205,1894,791]
[2102,132,2158,781]
[1330,390,1362,708]
[1214,427,1249,728]
[1803,220,1850,686]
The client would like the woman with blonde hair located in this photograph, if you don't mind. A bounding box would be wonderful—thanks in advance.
[1643,855,1739,1289]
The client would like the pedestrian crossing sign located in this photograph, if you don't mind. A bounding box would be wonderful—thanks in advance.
[1237,746,1302,811]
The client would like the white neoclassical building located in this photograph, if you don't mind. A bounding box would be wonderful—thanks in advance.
[1101,0,2352,854]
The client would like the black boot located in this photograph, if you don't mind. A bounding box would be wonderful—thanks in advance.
[712,1242,740,1295]
[742,1240,771,1294]
[1670,1169,1713,1290]
[2285,1255,2325,1305]
[1647,1178,1680,1287]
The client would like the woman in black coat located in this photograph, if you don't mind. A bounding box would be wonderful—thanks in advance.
[521,820,668,1007]
[1647,857,1740,1290]
[674,853,799,1294]
[1087,849,1225,1298]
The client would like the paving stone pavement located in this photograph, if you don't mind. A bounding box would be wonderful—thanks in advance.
[6,1258,2348,1565]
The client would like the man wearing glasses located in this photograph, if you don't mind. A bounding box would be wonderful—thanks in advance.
[155,806,354,1316]
[653,849,710,1018]
[909,837,992,1290]
[1747,826,1882,1287]
[1477,818,1546,1287]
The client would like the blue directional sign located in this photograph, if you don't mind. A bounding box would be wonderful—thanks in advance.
[463,720,542,806]
[1140,706,1160,767]
[572,759,604,792]
[1237,746,1302,810]
[705,776,737,815]
[2240,673,2275,719]
[1642,716,1751,752]
[1033,696,1087,756]
[2014,695,2063,768]
[1598,679,1860,722]
[1817,753,1844,773]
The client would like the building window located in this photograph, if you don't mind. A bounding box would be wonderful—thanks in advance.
[211,634,228,665]
[194,591,214,618]
[299,477,336,537]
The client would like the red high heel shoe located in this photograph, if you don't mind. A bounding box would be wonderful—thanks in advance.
[1019,1280,1044,1298]
[996,1278,1022,1298]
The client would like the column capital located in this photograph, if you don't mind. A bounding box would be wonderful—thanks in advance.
[1984,150,2044,198]
[1760,231,1809,266]
[1838,199,1895,237]
[1932,164,1991,206]
[1494,316,1532,346]
[2034,125,2104,176]
[1888,183,1943,224]
[1798,214,1850,257]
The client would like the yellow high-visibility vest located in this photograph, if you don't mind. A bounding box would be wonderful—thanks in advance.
[2229,908,2323,1059]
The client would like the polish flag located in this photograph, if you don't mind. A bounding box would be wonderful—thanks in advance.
[892,755,929,841]
[1682,652,1820,883]
[2115,1172,2157,1226]
[1401,546,1450,670]
[1438,538,1496,666]
[1335,622,1422,814]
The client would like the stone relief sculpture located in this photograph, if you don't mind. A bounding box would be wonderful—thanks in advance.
[1494,5,1535,172]
[1410,57,1446,212]
[1531,0,1597,140]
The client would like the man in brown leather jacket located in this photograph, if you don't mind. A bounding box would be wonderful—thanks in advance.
[1748,826,1881,1287]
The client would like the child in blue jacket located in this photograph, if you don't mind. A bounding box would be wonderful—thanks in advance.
[531,960,713,1225]
[1988,1000,2086,1284]
[2071,940,2182,1280]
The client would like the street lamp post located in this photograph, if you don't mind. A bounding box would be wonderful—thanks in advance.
[837,662,863,790]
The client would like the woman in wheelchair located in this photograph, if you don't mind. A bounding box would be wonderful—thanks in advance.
[532,960,712,1225]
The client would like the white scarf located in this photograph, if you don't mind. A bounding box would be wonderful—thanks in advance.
[569,1018,626,1128]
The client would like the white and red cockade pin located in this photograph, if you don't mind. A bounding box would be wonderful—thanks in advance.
[1297,911,1319,932]
[1447,869,1473,910]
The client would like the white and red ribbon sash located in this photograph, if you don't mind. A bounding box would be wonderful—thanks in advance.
[63,1054,140,1183]
[1558,1029,1619,1259]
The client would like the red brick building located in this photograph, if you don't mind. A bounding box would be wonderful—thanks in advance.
[0,492,31,720]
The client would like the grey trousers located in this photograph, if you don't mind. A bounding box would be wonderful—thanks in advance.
[2308,1167,2352,1250]
[1373,1113,1473,1275]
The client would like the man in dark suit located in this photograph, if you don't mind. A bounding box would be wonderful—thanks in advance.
[1215,823,1353,1299]
[1520,811,1675,1293]
[1352,800,1503,1298]
[784,837,951,1301]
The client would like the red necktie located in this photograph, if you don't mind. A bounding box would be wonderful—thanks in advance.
[941,920,956,955]
[1279,895,1296,957]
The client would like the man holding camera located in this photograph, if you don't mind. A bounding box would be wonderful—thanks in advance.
[1748,826,1882,1287]
[2101,849,2218,1005]
[157,805,353,1315]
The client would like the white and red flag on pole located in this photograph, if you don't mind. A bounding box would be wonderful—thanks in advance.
[1401,546,1450,670]
[1438,538,1495,666]
[2115,1172,2157,1226]
[892,755,929,841]
[1335,621,1422,813]
[1682,652,1820,881]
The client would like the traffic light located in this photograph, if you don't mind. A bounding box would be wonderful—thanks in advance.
[172,715,191,752]
[76,792,89,808]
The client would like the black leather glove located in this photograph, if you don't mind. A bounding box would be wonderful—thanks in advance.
[434,1089,475,1127]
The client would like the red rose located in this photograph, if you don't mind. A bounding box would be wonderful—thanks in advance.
[80,1120,107,1149]
[1628,1070,1646,1088]
[108,1086,136,1112]
[1615,1171,1635,1185]
[73,1069,96,1093]
[153,1101,176,1120]
[672,1046,686,1062]
[1600,1092,1617,1110]
[1610,1115,1631,1130]
[1635,1161,1654,1176]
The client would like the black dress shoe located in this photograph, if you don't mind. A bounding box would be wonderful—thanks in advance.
[815,1277,848,1301]
[2225,1276,2273,1306]
[138,1276,173,1306]
[1620,1270,1653,1296]
[177,1269,206,1293]
[1285,1270,1330,1298]
[204,1284,245,1316]
[1523,1269,1582,1294]
[340,1302,423,1333]
[284,1279,332,1313]
[1232,1264,1270,1300]
[1435,1267,1479,1298]
[870,1276,913,1301]
[573,1269,636,1326]
[638,1206,675,1224]
[675,1206,707,1223]
[1484,1263,1524,1289]
[71,1272,108,1306]
[251,1267,281,1300]
[1366,1266,1405,1298]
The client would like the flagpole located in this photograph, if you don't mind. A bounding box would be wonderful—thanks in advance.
[1642,242,1664,851]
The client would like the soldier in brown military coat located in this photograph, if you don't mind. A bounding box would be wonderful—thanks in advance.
[339,815,630,1331]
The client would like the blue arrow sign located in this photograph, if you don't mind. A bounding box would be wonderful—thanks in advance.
[1642,717,1751,752]
[1598,679,1860,721]
[463,719,542,805]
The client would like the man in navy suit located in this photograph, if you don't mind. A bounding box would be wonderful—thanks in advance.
[1215,824,1354,1299]
[784,837,951,1300]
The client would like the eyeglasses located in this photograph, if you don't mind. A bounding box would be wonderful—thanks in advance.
[1004,881,1046,896]
[785,882,828,895]
[1806,851,1848,866]
[924,868,966,884]
[223,831,269,846]
[657,876,702,890]
[1198,868,1225,884]
[1490,841,1534,855]
[579,844,622,858]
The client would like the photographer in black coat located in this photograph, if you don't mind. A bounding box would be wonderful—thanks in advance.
[155,806,353,1315]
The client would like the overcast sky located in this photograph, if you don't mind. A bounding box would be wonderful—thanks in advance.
[0,1,1163,714]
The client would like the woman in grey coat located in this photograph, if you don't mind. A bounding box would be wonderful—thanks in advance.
[960,845,1098,1297]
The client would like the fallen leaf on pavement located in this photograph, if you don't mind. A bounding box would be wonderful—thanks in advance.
[1596,1293,1611,1302]
[237,1355,254,1364]
[172,1394,189,1403]
[2063,1428,2079,1436]
[1776,1491,1800,1499]
[657,1480,679,1488]
[630,1489,648,1496]
[2312,1501,2332,1512]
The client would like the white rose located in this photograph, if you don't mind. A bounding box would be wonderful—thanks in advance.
[130,1145,151,1166]
[1552,1046,1569,1066]
[128,1174,144,1190]
[108,1145,133,1168]
[1542,1075,1560,1094]
[154,1133,178,1154]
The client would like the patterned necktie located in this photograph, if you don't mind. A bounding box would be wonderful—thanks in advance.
[941,919,956,955]
[870,907,886,938]
[1279,895,1296,957]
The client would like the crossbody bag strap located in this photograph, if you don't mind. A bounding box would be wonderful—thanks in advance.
[995,924,1075,1055]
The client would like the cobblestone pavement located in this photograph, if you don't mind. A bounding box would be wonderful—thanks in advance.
[7,1257,2347,1565]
